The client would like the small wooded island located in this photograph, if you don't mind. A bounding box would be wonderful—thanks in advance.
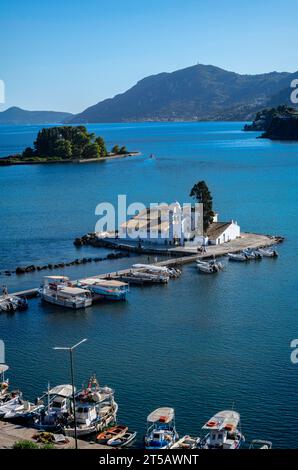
[243,105,298,140]
[0,125,139,165]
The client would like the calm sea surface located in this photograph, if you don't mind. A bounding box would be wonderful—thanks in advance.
[0,122,298,447]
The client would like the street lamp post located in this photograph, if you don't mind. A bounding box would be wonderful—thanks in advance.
[53,338,87,449]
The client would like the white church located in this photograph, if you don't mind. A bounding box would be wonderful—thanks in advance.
[118,202,240,246]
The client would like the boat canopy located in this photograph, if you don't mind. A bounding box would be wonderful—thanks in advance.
[60,287,87,295]
[82,278,128,287]
[0,364,9,374]
[44,275,69,280]
[147,407,175,424]
[132,264,168,272]
[49,384,75,397]
[202,410,240,432]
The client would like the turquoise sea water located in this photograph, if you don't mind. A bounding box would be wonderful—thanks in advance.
[0,122,298,447]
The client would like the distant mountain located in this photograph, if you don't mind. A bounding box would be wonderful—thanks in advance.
[67,64,297,123]
[0,107,73,125]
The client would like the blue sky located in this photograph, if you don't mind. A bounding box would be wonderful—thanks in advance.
[1,0,297,113]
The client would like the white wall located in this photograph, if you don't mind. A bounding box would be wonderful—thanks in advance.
[211,223,240,245]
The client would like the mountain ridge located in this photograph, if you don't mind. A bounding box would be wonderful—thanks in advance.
[0,106,73,125]
[66,64,296,123]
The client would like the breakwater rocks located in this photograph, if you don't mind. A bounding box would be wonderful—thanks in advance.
[1,252,130,277]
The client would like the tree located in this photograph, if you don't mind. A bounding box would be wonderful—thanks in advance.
[22,147,35,158]
[111,145,120,154]
[190,180,214,233]
[95,136,107,157]
[53,139,72,159]
[82,142,100,159]
[119,146,128,155]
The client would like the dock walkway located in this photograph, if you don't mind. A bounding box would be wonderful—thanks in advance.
[0,422,110,449]
[2,232,283,300]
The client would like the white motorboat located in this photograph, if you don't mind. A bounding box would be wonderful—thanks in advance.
[243,249,262,260]
[40,276,92,309]
[228,253,249,262]
[145,407,179,449]
[249,439,272,449]
[256,248,278,258]
[196,259,224,274]
[199,410,245,449]
[0,395,24,419]
[171,435,201,449]
[0,299,17,312]
[3,400,44,421]
[64,375,118,437]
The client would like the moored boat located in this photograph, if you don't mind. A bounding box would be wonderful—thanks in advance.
[144,407,179,449]
[64,375,118,437]
[199,410,244,449]
[78,278,129,301]
[249,439,272,449]
[32,384,74,431]
[256,248,278,258]
[228,253,249,262]
[97,424,128,444]
[196,259,224,274]
[171,435,200,449]
[107,430,137,447]
[40,276,92,309]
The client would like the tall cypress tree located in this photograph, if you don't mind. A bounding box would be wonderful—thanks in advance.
[190,180,214,233]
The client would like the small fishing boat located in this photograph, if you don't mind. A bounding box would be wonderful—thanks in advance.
[171,435,201,449]
[32,384,74,431]
[40,276,92,309]
[107,430,137,447]
[249,439,272,449]
[228,253,249,262]
[199,410,244,449]
[64,375,118,437]
[144,407,179,449]
[97,425,128,444]
[78,278,129,301]
[256,248,278,258]
[196,259,224,274]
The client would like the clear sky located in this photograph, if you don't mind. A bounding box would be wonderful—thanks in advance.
[1,0,297,113]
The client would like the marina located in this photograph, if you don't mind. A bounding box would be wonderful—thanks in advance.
[0,121,297,450]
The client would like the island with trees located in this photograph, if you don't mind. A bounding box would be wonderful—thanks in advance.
[243,105,298,140]
[0,125,139,165]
